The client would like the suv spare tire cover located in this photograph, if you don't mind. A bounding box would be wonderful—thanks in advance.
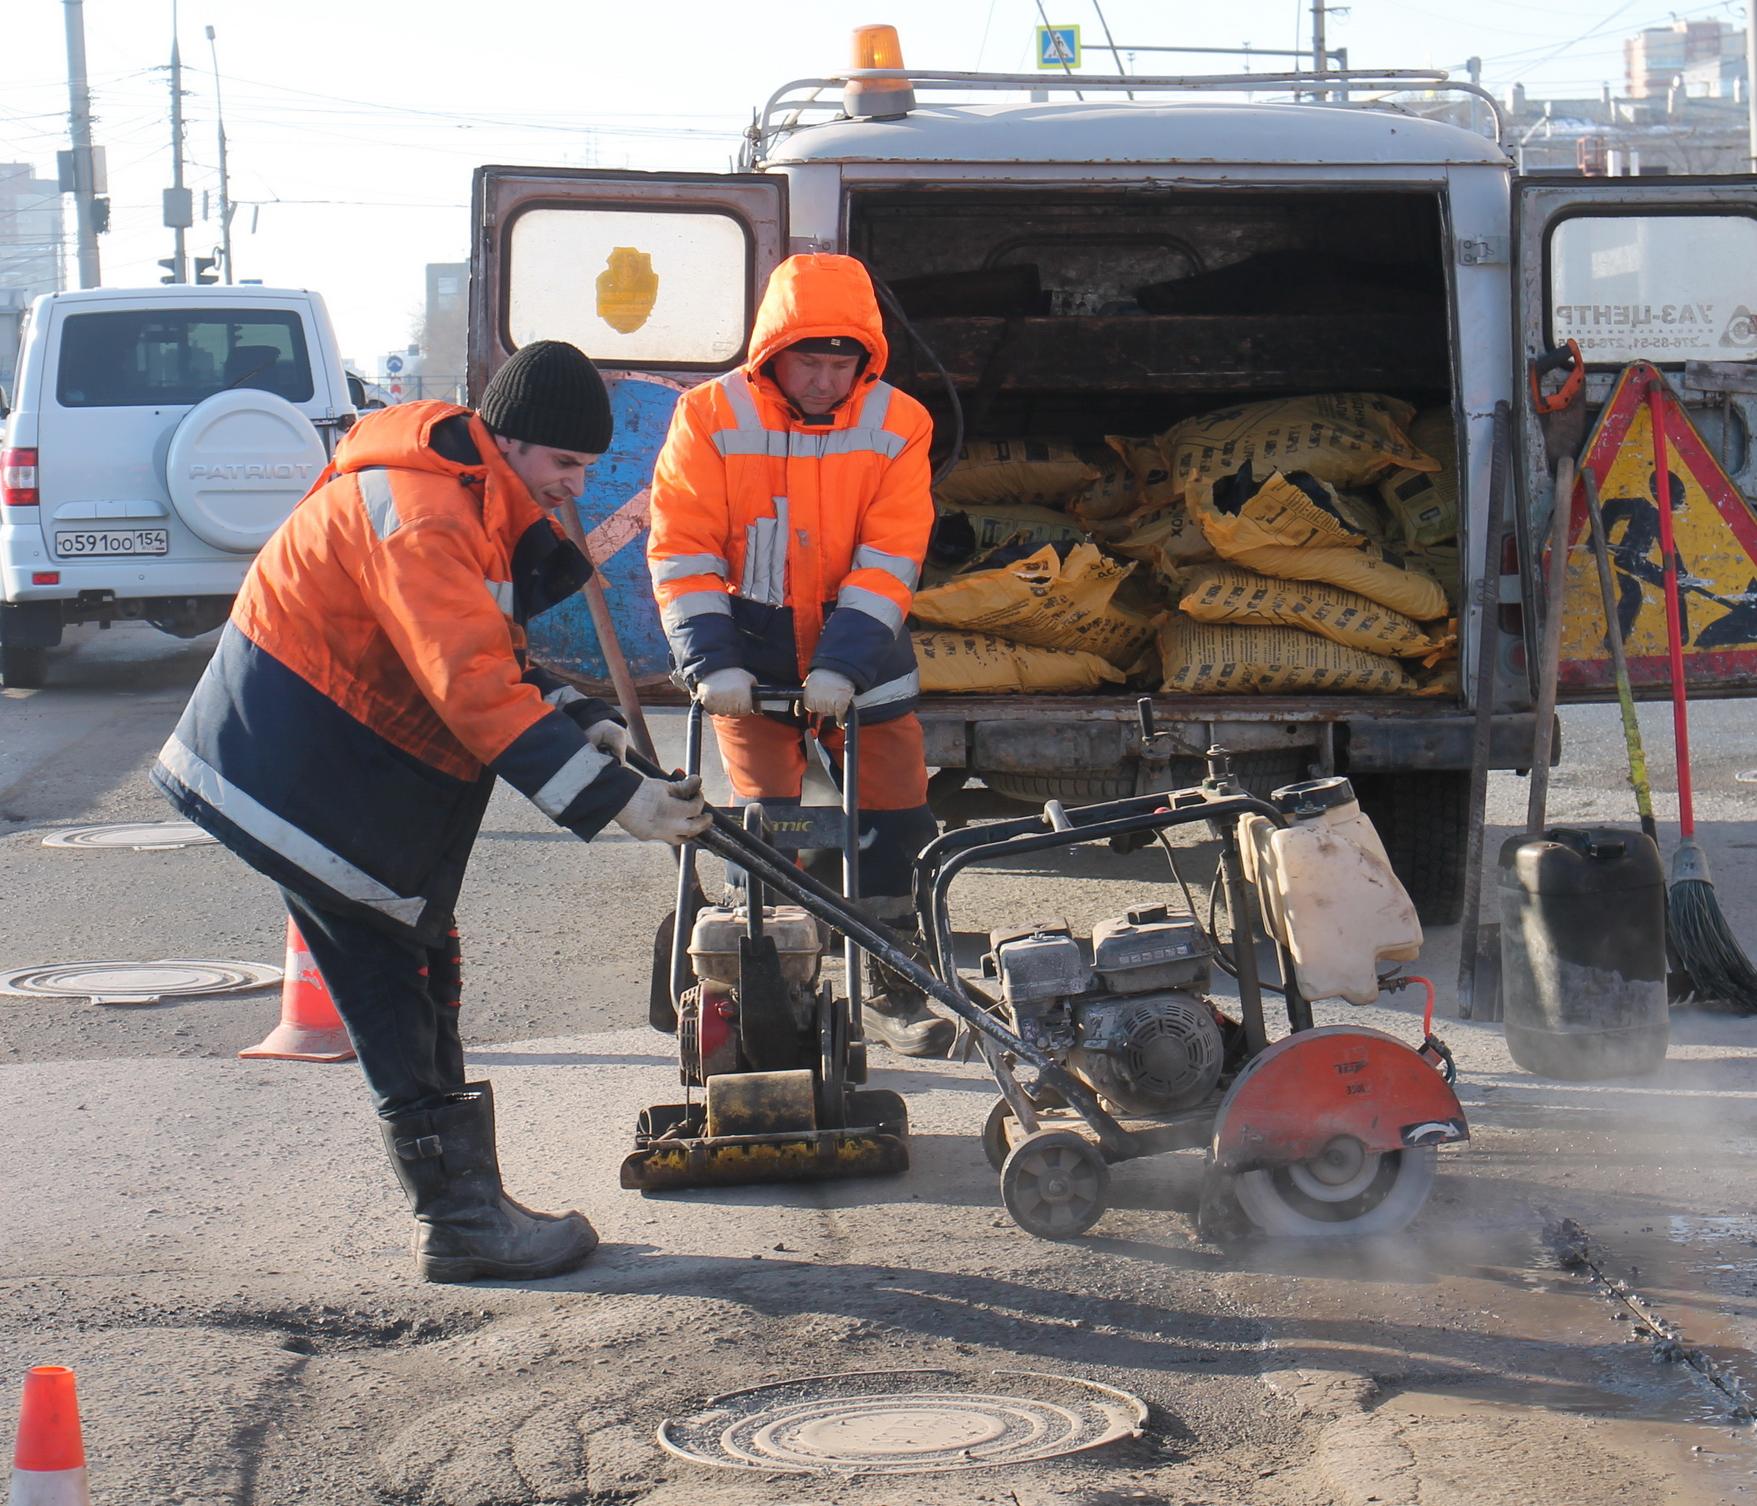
[164,388,328,553]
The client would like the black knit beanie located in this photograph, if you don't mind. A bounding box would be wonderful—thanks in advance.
[478,340,613,454]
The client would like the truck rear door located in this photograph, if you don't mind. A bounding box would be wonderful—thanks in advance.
[1516,177,1757,698]
[467,166,788,688]
[468,165,788,395]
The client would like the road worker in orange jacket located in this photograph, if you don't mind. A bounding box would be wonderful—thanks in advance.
[154,341,709,1283]
[647,254,950,1057]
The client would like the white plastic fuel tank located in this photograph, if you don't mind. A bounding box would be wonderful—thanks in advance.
[1239,777,1422,1005]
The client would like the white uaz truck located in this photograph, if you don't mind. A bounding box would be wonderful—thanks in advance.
[466,33,1757,922]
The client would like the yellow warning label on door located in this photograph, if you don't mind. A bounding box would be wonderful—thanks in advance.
[1558,362,1757,693]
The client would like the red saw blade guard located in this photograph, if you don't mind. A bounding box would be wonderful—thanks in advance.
[1211,1025,1467,1172]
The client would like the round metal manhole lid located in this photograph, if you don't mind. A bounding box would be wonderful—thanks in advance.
[659,1368,1146,1475]
[43,821,217,851]
[0,959,282,1006]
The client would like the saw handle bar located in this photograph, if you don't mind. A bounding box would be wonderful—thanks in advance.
[915,791,1301,1093]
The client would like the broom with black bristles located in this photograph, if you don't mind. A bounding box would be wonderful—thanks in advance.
[1645,375,1757,1011]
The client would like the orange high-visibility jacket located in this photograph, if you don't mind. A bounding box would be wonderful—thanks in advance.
[646,254,933,716]
[152,402,640,943]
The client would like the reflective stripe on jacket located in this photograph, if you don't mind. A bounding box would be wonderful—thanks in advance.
[646,254,934,718]
[151,401,640,943]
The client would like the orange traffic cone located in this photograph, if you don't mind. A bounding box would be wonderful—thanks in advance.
[8,1365,91,1506]
[239,919,357,1063]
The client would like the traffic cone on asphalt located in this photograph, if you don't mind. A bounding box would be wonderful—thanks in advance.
[8,1365,91,1506]
[239,919,357,1063]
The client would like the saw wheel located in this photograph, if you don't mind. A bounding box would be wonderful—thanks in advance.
[1234,1138,1436,1238]
[1000,1128,1110,1240]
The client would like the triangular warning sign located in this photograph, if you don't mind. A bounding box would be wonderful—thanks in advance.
[1558,361,1757,693]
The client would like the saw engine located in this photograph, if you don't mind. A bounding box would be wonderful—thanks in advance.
[984,905,1232,1116]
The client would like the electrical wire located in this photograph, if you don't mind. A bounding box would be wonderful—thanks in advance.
[869,272,965,489]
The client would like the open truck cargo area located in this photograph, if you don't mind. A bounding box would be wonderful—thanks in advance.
[468,53,1757,926]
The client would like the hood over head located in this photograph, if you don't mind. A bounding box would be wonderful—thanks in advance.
[745,254,889,382]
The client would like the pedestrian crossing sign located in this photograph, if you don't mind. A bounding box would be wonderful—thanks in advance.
[1036,24,1081,69]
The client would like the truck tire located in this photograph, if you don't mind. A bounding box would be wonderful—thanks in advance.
[983,771,1136,804]
[983,750,1309,808]
[1349,769,1469,926]
[1,642,47,690]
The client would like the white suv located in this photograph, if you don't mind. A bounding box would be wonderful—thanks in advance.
[0,285,354,687]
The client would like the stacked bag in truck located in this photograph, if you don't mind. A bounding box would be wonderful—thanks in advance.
[910,542,1155,692]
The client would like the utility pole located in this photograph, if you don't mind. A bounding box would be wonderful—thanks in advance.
[163,1,191,283]
[205,24,233,283]
[1747,2,1757,172]
[62,0,101,287]
[1311,0,1329,102]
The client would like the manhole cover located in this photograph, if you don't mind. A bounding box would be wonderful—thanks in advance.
[0,960,282,1006]
[659,1368,1146,1475]
[43,821,217,851]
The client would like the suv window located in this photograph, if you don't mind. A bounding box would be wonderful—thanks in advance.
[56,308,316,407]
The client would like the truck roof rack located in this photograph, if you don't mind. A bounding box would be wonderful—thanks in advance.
[745,68,1505,169]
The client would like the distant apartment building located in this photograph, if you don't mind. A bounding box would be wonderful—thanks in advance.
[0,163,66,389]
[1412,21,1753,178]
[1625,20,1745,101]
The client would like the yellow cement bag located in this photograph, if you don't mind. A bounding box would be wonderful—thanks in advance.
[909,542,1154,668]
[934,439,1100,508]
[1403,541,1461,611]
[1160,392,1438,499]
[1377,407,1460,548]
[1189,470,1449,622]
[1070,445,1143,522]
[914,630,1125,693]
[1082,435,1181,521]
[1101,497,1217,575]
[1155,614,1421,695]
[1177,565,1446,659]
[941,503,1088,557]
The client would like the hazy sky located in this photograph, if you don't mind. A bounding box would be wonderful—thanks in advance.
[4,0,1742,372]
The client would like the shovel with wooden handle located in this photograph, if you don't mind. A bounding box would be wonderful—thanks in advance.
[554,487,705,1029]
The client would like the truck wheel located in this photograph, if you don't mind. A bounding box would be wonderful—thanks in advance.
[1350,769,1469,926]
[984,771,1135,803]
[1,642,47,689]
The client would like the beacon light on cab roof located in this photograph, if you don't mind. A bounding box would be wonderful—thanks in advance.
[844,24,915,120]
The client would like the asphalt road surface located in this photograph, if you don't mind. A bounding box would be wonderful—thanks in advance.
[4,622,1757,1505]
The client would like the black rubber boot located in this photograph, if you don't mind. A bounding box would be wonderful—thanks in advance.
[859,898,955,1060]
[379,1082,598,1283]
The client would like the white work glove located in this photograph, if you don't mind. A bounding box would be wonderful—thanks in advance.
[696,666,755,717]
[613,774,710,847]
[802,668,855,719]
[582,718,628,763]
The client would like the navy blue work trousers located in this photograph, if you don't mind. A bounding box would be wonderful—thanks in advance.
[280,888,465,1116]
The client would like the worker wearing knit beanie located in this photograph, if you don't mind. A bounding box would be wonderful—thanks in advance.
[151,332,706,1288]
[479,339,614,456]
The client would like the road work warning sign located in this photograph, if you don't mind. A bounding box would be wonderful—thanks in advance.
[1559,362,1757,693]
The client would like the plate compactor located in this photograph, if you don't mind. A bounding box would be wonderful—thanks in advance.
[620,696,909,1192]
[624,698,1468,1241]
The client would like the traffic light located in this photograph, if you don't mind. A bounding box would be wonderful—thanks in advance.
[194,256,218,285]
[158,258,179,284]
[91,197,110,234]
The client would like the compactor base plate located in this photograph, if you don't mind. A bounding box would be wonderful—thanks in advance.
[620,1089,909,1191]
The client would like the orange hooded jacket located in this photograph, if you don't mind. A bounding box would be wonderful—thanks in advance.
[646,254,933,715]
[152,401,640,942]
